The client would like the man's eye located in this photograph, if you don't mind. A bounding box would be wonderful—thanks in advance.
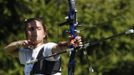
[37,27,41,30]
[30,27,34,31]
[27,27,34,31]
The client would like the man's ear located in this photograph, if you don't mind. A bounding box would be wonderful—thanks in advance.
[43,35,46,38]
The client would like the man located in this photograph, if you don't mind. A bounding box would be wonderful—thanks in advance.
[4,17,81,75]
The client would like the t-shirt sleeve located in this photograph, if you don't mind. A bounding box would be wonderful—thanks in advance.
[43,42,60,61]
[19,48,32,65]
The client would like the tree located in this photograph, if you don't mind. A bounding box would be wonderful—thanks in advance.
[0,0,134,75]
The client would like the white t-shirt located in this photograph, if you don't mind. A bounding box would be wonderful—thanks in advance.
[19,42,61,75]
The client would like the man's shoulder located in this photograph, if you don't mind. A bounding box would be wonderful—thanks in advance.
[44,42,57,46]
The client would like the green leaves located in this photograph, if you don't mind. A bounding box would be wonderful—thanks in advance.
[0,0,134,75]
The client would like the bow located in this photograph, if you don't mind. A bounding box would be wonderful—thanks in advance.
[59,0,78,75]
[59,0,134,74]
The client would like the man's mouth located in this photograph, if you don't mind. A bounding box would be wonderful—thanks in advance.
[30,36,37,40]
[31,35,37,38]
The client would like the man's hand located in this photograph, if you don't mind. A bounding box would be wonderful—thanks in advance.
[22,40,35,49]
[69,36,82,48]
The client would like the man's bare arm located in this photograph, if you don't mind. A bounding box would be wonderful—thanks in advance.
[4,40,25,57]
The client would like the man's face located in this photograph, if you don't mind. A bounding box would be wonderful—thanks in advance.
[26,20,46,44]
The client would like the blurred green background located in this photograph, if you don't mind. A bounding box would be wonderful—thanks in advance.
[0,0,134,75]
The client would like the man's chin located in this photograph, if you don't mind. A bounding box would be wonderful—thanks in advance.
[29,39,37,43]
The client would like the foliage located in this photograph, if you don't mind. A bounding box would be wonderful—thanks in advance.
[0,0,134,75]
